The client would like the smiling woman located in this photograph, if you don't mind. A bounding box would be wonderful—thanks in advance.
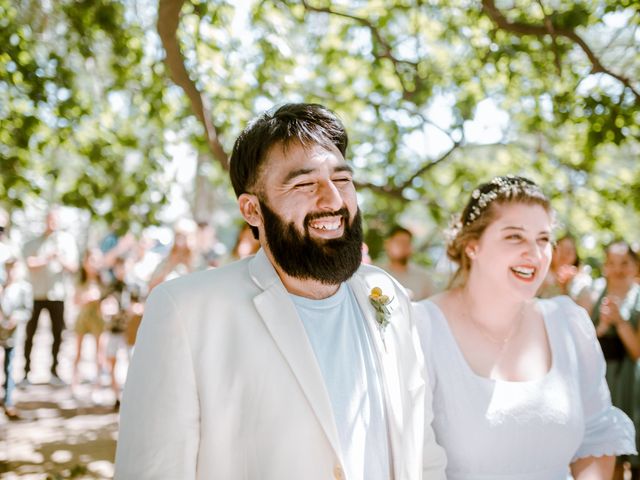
[414,175,636,480]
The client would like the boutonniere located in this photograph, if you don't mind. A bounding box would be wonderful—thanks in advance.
[369,286,394,332]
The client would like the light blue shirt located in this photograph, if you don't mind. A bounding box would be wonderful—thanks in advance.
[291,283,390,480]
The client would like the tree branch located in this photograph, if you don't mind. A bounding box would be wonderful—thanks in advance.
[481,0,640,104]
[535,0,562,74]
[409,108,461,147]
[300,1,418,97]
[354,141,461,199]
[354,140,531,201]
[353,180,407,200]
[399,141,460,191]
[157,0,229,170]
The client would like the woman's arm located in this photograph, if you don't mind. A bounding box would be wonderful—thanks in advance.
[570,455,615,479]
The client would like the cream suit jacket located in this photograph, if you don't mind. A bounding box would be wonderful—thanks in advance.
[115,249,446,479]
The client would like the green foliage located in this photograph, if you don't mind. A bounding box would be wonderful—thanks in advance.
[0,0,182,232]
[1,0,638,255]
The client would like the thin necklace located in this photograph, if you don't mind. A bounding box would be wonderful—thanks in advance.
[460,291,525,346]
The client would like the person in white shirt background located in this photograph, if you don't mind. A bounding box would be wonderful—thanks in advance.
[1,256,32,419]
[21,208,78,385]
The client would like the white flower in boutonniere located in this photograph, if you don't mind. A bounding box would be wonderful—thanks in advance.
[369,287,394,331]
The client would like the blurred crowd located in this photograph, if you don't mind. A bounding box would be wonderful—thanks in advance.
[0,206,639,442]
[0,207,260,418]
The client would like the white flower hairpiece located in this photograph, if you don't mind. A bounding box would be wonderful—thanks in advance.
[464,175,540,226]
[444,214,463,243]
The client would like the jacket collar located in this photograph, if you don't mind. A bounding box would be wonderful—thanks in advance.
[248,249,343,463]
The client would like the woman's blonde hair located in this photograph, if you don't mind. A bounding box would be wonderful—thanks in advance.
[447,176,552,288]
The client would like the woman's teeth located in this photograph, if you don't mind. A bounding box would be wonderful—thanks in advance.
[511,266,535,279]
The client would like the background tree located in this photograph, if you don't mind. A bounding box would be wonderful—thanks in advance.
[0,0,184,232]
[156,0,639,259]
[2,0,638,260]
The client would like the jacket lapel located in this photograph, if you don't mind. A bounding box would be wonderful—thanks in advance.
[348,272,405,480]
[249,251,343,463]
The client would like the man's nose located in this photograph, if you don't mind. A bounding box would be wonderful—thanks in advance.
[316,180,343,211]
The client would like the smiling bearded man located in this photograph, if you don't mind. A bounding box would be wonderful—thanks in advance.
[115,103,446,480]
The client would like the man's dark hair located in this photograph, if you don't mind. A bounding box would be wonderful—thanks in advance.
[229,103,349,198]
[387,225,413,239]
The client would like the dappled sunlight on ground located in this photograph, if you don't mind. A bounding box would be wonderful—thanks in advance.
[1,314,124,478]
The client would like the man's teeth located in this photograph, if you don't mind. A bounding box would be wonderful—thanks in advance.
[511,266,535,278]
[310,219,341,231]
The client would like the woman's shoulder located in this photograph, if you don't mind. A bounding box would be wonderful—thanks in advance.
[540,295,597,344]
[414,291,455,341]
[413,293,459,372]
[415,292,449,318]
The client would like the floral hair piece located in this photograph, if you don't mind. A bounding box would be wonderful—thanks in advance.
[463,175,541,226]
[444,214,463,243]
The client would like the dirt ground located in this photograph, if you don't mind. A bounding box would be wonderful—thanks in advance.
[1,312,127,479]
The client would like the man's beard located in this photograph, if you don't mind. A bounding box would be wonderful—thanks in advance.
[393,256,410,266]
[260,200,363,285]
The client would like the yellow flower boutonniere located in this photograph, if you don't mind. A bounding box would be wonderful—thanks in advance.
[369,287,394,331]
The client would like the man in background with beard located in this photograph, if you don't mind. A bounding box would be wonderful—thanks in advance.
[115,103,446,480]
[378,226,437,301]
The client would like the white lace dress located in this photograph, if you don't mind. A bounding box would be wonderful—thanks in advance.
[415,296,636,480]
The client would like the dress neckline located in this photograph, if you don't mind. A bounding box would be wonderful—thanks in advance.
[424,298,557,385]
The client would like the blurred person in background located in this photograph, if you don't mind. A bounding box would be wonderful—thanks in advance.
[218,222,260,265]
[0,208,13,284]
[193,221,225,269]
[538,234,592,303]
[100,232,137,284]
[102,256,139,410]
[228,222,260,262]
[586,240,640,479]
[72,248,106,392]
[122,236,152,352]
[377,225,436,301]
[148,219,198,291]
[1,256,32,420]
[22,208,78,385]
[361,242,372,265]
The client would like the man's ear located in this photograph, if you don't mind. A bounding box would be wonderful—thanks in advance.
[238,193,262,228]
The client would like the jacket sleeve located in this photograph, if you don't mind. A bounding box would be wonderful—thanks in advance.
[422,389,448,480]
[114,283,200,479]
[412,302,448,479]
